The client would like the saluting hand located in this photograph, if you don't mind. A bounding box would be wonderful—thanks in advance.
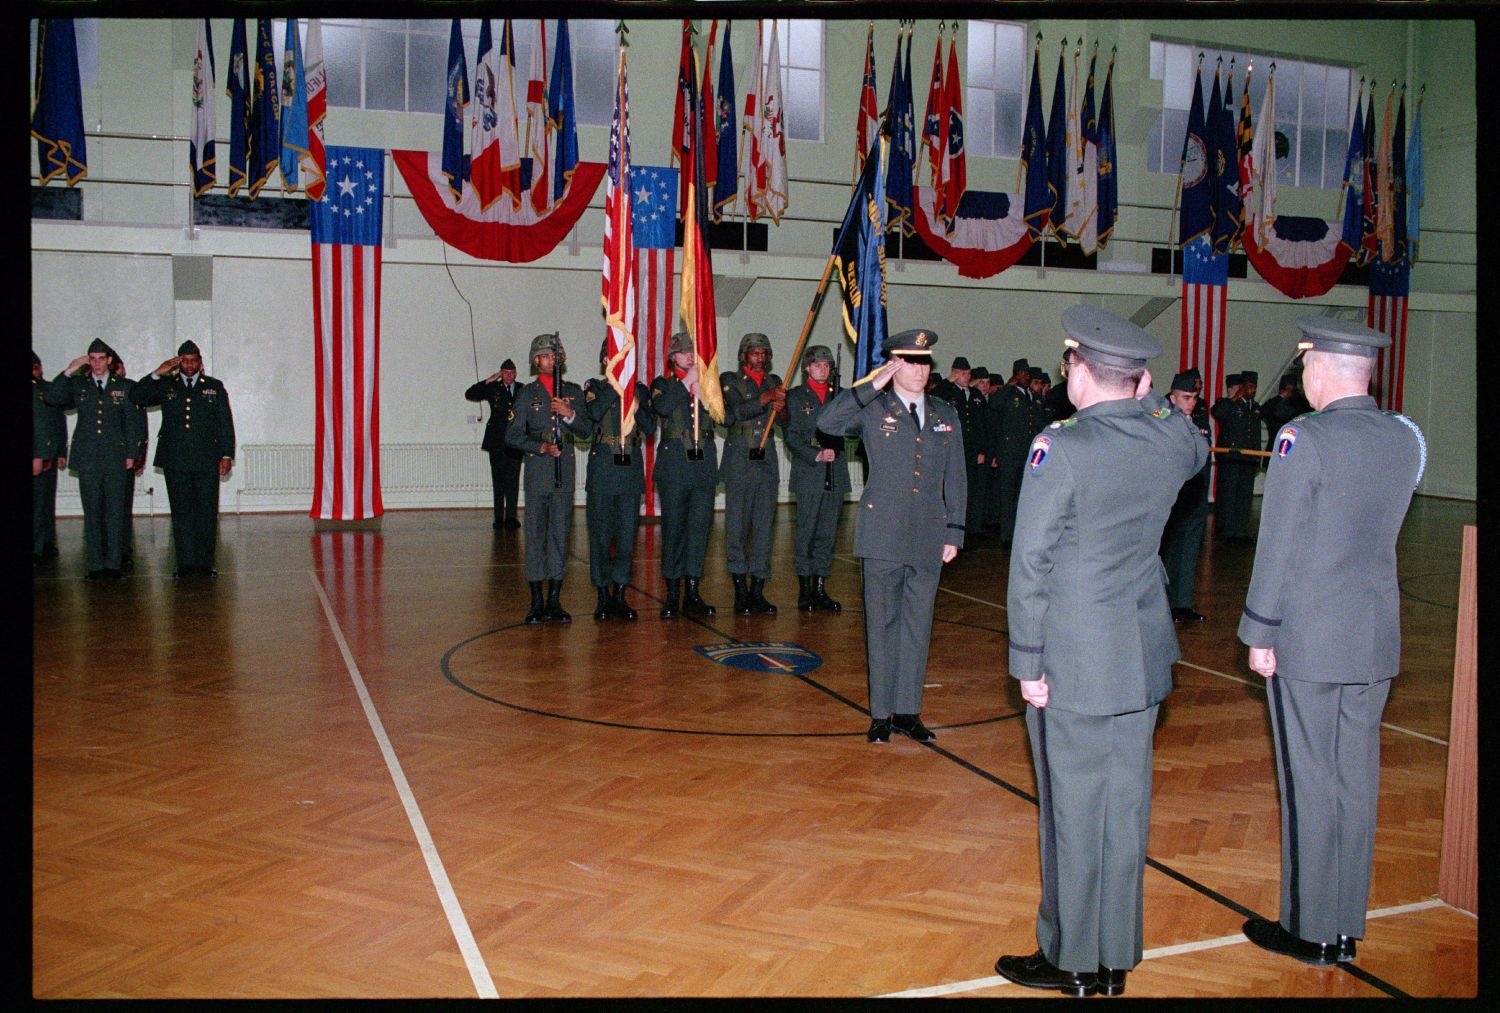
[153,356,183,377]
[66,354,89,374]
[869,359,901,391]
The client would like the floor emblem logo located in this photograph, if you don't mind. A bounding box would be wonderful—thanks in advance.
[693,641,824,675]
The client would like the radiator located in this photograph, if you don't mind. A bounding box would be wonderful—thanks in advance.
[239,443,490,495]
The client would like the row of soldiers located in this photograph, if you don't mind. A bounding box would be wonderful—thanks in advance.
[930,356,1072,548]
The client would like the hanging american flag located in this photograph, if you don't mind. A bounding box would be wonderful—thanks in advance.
[1368,253,1409,412]
[303,19,327,201]
[1180,234,1229,428]
[633,164,678,516]
[602,46,638,442]
[310,146,386,522]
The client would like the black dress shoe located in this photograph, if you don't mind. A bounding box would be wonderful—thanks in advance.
[1242,917,1339,966]
[890,714,935,742]
[504,518,521,529]
[1171,607,1207,623]
[1096,966,1127,997]
[866,719,891,744]
[1336,935,1357,962]
[995,950,1096,998]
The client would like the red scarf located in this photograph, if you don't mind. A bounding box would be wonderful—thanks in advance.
[744,368,766,387]
[538,374,556,398]
[807,378,830,403]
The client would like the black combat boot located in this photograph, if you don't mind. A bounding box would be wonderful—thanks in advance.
[610,583,637,620]
[523,581,546,624]
[813,576,842,612]
[732,574,751,614]
[748,576,776,614]
[797,575,816,611]
[593,585,612,620]
[660,578,681,619]
[683,577,715,616]
[543,578,571,623]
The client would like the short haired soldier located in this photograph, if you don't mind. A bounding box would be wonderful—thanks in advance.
[783,345,850,611]
[995,306,1208,997]
[505,333,592,624]
[1211,368,1263,540]
[816,328,966,745]
[1239,317,1425,968]
[1159,370,1212,622]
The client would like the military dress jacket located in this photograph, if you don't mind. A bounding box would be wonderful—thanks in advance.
[996,383,1035,466]
[465,378,524,456]
[1211,396,1263,455]
[817,386,966,569]
[650,373,720,489]
[582,376,656,495]
[33,377,69,460]
[1238,396,1424,684]
[504,378,591,492]
[718,369,784,484]
[45,370,146,471]
[784,384,851,496]
[132,373,236,471]
[1007,393,1209,715]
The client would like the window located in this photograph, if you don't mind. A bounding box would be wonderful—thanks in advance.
[760,19,823,143]
[1148,40,1353,190]
[316,18,611,126]
[965,21,1028,159]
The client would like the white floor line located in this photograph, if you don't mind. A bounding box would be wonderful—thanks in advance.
[310,572,499,1000]
[877,898,1451,998]
[1175,660,1449,747]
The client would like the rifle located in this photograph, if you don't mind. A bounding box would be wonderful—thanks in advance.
[824,344,842,491]
[552,333,565,489]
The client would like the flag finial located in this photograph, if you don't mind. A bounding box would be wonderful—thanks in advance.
[615,21,628,46]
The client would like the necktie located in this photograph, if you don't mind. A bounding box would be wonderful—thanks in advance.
[909,401,921,430]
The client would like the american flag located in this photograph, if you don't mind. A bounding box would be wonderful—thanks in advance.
[303,19,326,201]
[1368,257,1409,412]
[632,164,679,516]
[310,146,385,521]
[602,47,638,442]
[1180,234,1229,429]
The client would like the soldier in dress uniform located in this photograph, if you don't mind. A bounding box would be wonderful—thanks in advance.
[966,367,997,537]
[44,339,147,579]
[1028,370,1055,434]
[1044,361,1077,421]
[783,345,850,611]
[1211,369,1263,541]
[994,358,1035,546]
[465,357,524,529]
[650,331,719,619]
[995,306,1208,998]
[928,355,970,407]
[719,332,787,615]
[33,351,69,563]
[505,333,591,624]
[816,328,966,745]
[1259,372,1311,468]
[109,349,146,570]
[1239,317,1425,968]
[583,339,656,621]
[132,340,237,578]
[1159,370,1213,622]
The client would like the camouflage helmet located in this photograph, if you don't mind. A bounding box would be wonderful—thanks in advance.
[802,345,834,368]
[738,332,772,360]
[668,330,694,355]
[529,332,561,358]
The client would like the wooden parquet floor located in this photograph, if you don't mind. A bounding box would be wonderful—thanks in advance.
[31,496,1479,998]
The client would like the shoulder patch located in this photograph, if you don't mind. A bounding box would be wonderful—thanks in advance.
[1274,425,1298,459]
[1152,407,1173,420]
[1028,434,1053,472]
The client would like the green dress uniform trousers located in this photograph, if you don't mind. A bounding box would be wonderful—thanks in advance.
[45,371,146,572]
[583,377,655,588]
[719,369,783,580]
[506,378,591,582]
[132,373,236,572]
[33,377,69,557]
[650,374,720,581]
[784,384,850,577]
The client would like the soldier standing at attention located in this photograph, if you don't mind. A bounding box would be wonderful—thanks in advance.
[816,328,966,745]
[719,332,787,615]
[108,349,146,571]
[1211,369,1263,541]
[966,367,997,538]
[928,355,970,408]
[1159,370,1213,623]
[44,339,147,580]
[132,340,237,578]
[783,345,849,611]
[1239,318,1424,968]
[994,358,1034,547]
[1259,372,1311,466]
[33,351,69,563]
[465,357,524,529]
[995,306,1207,998]
[650,331,719,619]
[583,339,656,621]
[505,333,591,624]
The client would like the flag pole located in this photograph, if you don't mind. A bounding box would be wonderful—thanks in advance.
[755,251,839,452]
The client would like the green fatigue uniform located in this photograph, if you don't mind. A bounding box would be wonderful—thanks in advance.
[719,334,784,601]
[1159,372,1213,615]
[33,362,69,559]
[45,351,147,575]
[1005,306,1208,981]
[994,367,1035,544]
[817,329,966,733]
[465,362,524,528]
[132,357,237,575]
[1239,318,1424,955]
[783,346,850,610]
[650,347,721,617]
[583,374,656,613]
[1210,371,1263,539]
[504,342,591,589]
